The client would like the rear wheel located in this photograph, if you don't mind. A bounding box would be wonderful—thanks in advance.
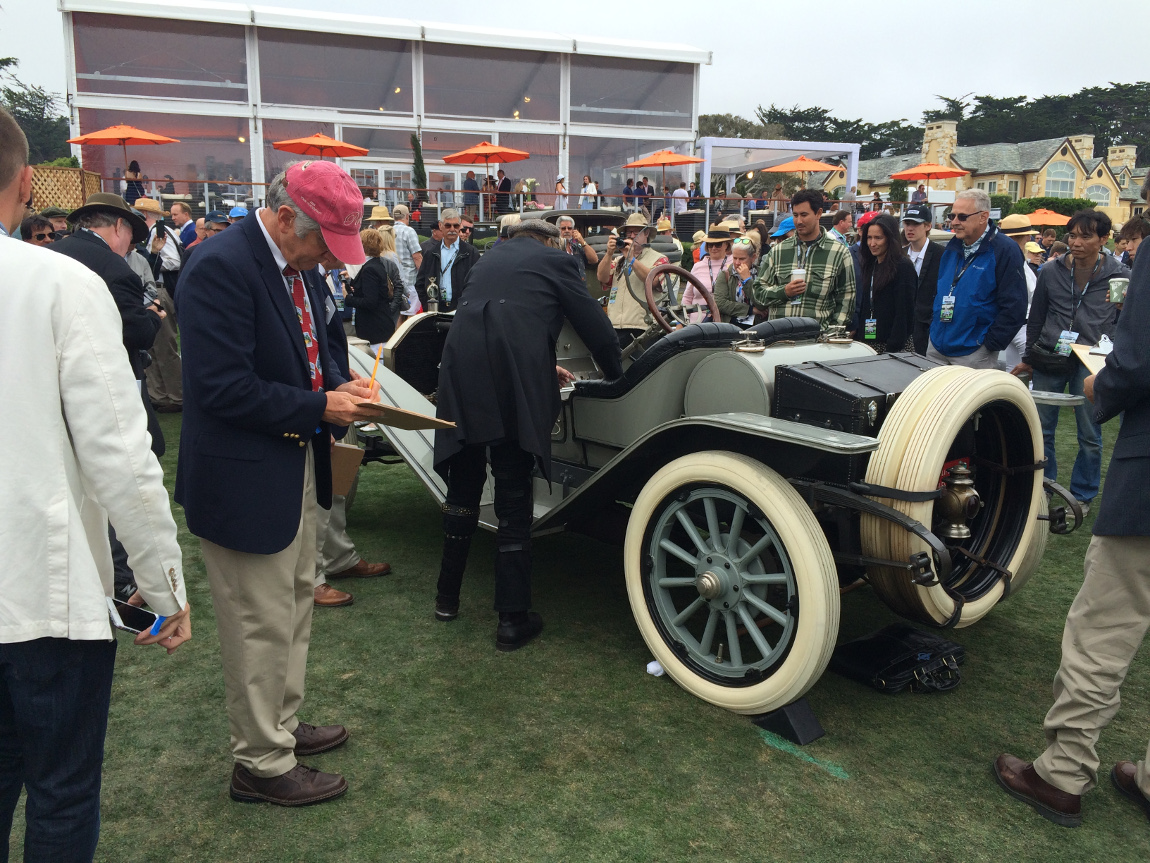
[624,452,840,714]
[861,367,1045,627]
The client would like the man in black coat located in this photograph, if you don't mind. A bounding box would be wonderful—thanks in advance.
[900,205,944,354]
[495,169,512,213]
[432,219,623,650]
[995,233,1150,827]
[414,208,479,313]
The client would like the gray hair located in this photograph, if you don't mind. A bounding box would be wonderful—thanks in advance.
[955,188,992,213]
[556,215,575,227]
[439,207,460,224]
[266,168,321,239]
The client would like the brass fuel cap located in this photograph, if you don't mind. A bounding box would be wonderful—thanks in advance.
[936,462,981,540]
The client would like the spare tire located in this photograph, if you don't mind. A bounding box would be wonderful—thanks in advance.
[861,367,1045,627]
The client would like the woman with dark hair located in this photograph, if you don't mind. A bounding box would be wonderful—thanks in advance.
[124,160,145,204]
[856,213,916,353]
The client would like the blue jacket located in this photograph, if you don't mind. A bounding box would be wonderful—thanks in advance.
[929,222,1027,357]
[175,213,347,554]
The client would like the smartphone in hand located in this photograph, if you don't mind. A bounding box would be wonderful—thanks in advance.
[106,596,165,635]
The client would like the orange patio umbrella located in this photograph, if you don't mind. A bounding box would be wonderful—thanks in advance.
[889,162,970,187]
[67,123,180,172]
[443,141,530,215]
[623,149,704,196]
[1024,208,1070,226]
[272,132,369,159]
[762,155,844,175]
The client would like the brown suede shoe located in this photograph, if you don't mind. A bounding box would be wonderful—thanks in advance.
[1111,761,1150,821]
[328,560,392,579]
[994,754,1082,827]
[293,722,349,757]
[314,583,353,607]
[229,763,347,806]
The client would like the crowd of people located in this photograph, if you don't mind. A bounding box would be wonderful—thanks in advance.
[3,91,1150,859]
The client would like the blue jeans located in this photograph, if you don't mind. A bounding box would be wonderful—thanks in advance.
[1032,363,1103,502]
[0,638,117,863]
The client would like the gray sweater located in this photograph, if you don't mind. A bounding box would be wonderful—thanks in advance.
[1025,251,1129,355]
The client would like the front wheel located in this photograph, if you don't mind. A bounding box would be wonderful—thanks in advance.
[624,452,840,714]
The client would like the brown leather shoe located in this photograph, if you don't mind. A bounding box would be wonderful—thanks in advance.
[229,763,347,806]
[293,722,349,757]
[1111,761,1150,821]
[314,583,353,607]
[328,559,392,579]
[994,753,1082,827]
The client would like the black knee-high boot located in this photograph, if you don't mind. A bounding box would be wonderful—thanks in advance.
[436,503,478,620]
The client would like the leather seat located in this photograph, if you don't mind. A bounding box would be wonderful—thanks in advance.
[745,317,822,343]
[574,322,744,400]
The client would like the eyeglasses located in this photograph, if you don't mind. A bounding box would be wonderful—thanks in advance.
[559,225,575,231]
[948,210,987,222]
[442,222,461,229]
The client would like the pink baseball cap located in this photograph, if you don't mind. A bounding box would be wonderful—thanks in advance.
[284,161,366,266]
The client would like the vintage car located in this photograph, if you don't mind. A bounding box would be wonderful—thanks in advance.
[350,264,1082,717]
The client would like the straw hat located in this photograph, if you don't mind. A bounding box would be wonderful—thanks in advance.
[999,213,1038,236]
[655,217,673,232]
[704,226,736,244]
[132,198,168,217]
[367,205,394,224]
[619,211,651,232]
[691,230,706,244]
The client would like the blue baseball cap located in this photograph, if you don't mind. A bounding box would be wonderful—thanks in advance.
[771,216,795,237]
[205,210,229,224]
[228,206,249,218]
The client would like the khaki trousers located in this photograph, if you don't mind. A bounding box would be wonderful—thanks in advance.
[145,286,182,407]
[201,445,317,778]
[1034,534,1150,797]
[926,340,1000,370]
[314,472,361,586]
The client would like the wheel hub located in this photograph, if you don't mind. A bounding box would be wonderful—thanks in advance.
[695,571,723,600]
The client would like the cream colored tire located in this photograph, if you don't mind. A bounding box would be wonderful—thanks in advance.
[624,452,840,714]
[861,367,1044,627]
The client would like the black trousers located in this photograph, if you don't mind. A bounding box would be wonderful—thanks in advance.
[0,638,117,863]
[437,442,535,613]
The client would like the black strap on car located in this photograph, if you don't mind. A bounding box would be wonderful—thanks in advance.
[971,456,1047,476]
[950,545,1014,599]
[849,481,944,503]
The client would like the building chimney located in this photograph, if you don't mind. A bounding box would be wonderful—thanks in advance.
[922,120,958,166]
[1108,144,1137,173]
[1069,134,1095,162]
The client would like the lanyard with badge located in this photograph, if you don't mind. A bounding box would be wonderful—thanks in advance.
[609,246,635,305]
[440,245,457,301]
[864,271,878,340]
[940,254,978,323]
[1055,253,1100,356]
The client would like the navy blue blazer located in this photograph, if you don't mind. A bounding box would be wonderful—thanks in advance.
[175,214,348,554]
[1092,247,1150,537]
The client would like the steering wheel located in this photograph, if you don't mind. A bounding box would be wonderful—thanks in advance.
[644,264,721,333]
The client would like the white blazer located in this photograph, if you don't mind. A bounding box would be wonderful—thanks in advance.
[0,237,186,642]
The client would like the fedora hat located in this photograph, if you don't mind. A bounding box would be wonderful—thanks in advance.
[619,211,651,232]
[68,193,148,243]
[367,205,394,224]
[704,226,736,244]
[132,197,168,217]
[999,213,1038,236]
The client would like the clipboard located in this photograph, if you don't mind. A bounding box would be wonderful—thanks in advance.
[1071,344,1106,375]
[355,400,456,430]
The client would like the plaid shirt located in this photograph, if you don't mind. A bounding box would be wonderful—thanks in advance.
[753,227,856,329]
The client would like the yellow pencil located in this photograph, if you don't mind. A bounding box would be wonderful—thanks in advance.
[368,343,383,391]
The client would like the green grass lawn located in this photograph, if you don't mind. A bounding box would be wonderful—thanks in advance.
[11,408,1149,862]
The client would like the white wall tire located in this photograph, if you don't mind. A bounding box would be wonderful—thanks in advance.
[624,452,840,715]
[861,367,1045,627]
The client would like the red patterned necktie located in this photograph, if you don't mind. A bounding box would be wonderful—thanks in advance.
[283,266,321,391]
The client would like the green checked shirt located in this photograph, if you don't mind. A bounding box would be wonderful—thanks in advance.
[753,228,856,330]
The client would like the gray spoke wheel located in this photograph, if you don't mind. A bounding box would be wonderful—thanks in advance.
[625,453,839,714]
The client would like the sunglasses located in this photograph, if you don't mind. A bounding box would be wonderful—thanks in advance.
[948,210,986,222]
[459,226,472,233]
[732,237,753,247]
[32,232,51,241]
[442,222,461,229]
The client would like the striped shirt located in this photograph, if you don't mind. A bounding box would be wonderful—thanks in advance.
[753,228,857,329]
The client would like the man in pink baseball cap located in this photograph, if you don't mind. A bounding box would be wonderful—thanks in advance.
[175,161,380,807]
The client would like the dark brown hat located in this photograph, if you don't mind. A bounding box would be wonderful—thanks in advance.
[67,192,148,243]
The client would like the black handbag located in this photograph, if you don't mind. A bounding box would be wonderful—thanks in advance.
[1027,341,1075,375]
[829,624,966,694]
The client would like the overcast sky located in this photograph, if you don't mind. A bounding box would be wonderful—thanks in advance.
[3,0,1148,127]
